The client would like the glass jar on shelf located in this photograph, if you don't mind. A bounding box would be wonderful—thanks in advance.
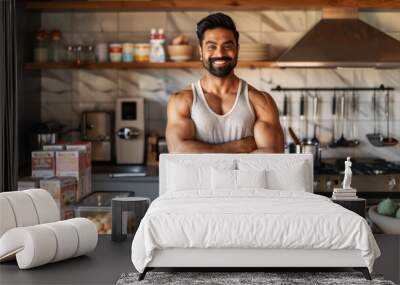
[84,45,95,63]
[65,45,75,62]
[34,30,49,63]
[49,30,64,63]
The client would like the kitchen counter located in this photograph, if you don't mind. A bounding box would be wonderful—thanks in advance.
[93,163,158,179]
[92,162,158,177]
[93,163,159,200]
[91,160,400,201]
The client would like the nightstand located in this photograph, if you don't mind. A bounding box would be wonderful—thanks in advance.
[331,198,366,218]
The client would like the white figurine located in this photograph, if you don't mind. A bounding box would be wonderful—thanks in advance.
[342,157,352,189]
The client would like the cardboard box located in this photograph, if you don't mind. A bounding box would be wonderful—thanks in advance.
[43,144,65,151]
[54,142,93,201]
[32,151,56,178]
[40,176,77,220]
[61,206,75,220]
[64,141,92,152]
[81,167,92,199]
[56,151,86,177]
[65,142,92,169]
[56,151,92,201]
[73,172,90,201]
[18,177,41,191]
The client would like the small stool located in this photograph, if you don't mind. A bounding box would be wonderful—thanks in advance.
[111,197,150,242]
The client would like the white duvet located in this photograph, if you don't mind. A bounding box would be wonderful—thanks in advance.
[131,190,380,273]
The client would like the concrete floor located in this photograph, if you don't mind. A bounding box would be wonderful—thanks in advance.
[0,236,134,285]
[1,234,398,285]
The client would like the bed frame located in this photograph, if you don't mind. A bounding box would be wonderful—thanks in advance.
[139,248,370,280]
[138,154,372,281]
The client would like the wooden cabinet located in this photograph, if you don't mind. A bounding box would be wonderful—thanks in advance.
[373,234,400,284]
[331,198,366,218]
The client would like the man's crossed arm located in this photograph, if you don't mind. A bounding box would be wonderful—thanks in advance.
[166,90,284,154]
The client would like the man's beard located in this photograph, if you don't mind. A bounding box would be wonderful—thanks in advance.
[202,56,237,78]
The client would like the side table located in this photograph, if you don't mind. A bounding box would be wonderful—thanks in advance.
[331,198,366,218]
[111,197,150,242]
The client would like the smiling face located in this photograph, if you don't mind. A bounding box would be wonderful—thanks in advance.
[199,28,239,78]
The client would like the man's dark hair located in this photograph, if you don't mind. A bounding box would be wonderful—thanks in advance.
[196,13,239,45]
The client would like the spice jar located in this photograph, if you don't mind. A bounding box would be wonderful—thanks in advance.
[135,43,150,62]
[34,30,49,63]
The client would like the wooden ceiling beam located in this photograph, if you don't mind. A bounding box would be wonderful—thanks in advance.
[25,0,400,12]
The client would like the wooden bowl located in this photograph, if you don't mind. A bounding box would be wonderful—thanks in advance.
[167,45,193,62]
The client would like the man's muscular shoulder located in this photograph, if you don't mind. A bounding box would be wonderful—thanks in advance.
[247,84,278,116]
[168,85,193,116]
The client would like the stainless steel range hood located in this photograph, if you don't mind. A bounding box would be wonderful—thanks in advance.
[277,8,400,68]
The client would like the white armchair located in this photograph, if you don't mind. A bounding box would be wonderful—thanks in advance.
[0,189,98,269]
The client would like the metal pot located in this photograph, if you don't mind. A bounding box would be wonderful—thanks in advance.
[289,142,321,166]
[303,143,321,166]
[288,127,321,165]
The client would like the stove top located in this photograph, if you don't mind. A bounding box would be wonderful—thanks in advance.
[315,158,400,192]
[316,159,400,175]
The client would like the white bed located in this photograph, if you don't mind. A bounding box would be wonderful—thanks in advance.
[131,154,380,280]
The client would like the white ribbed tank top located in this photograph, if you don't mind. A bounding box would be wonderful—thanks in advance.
[190,79,255,144]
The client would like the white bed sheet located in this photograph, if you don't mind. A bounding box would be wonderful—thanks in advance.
[131,190,380,273]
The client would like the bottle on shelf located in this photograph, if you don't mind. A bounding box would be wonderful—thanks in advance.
[149,28,166,63]
[49,30,63,63]
[150,28,157,42]
[85,45,95,63]
[65,45,75,62]
[34,30,49,63]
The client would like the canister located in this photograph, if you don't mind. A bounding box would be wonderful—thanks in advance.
[96,43,108,62]
[109,43,122,62]
[122,43,135,62]
[135,43,150,62]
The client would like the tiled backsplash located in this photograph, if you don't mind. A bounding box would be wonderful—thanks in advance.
[41,10,400,161]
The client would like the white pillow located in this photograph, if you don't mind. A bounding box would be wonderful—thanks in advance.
[267,168,307,192]
[238,159,308,192]
[266,164,307,191]
[211,168,236,190]
[211,169,267,190]
[167,160,235,192]
[237,169,267,189]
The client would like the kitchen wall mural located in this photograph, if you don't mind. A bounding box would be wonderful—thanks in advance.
[40,10,400,160]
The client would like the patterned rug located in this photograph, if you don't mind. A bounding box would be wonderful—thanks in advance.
[116,271,396,285]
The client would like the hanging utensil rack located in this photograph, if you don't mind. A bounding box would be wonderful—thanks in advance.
[271,84,394,92]
[271,84,396,148]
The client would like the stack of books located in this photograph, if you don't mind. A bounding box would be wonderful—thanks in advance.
[332,188,358,200]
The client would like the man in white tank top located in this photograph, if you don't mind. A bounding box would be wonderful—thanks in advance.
[166,13,284,153]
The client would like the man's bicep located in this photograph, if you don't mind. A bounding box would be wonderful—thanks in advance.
[251,91,284,153]
[166,118,196,142]
[166,94,196,151]
[254,120,283,152]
